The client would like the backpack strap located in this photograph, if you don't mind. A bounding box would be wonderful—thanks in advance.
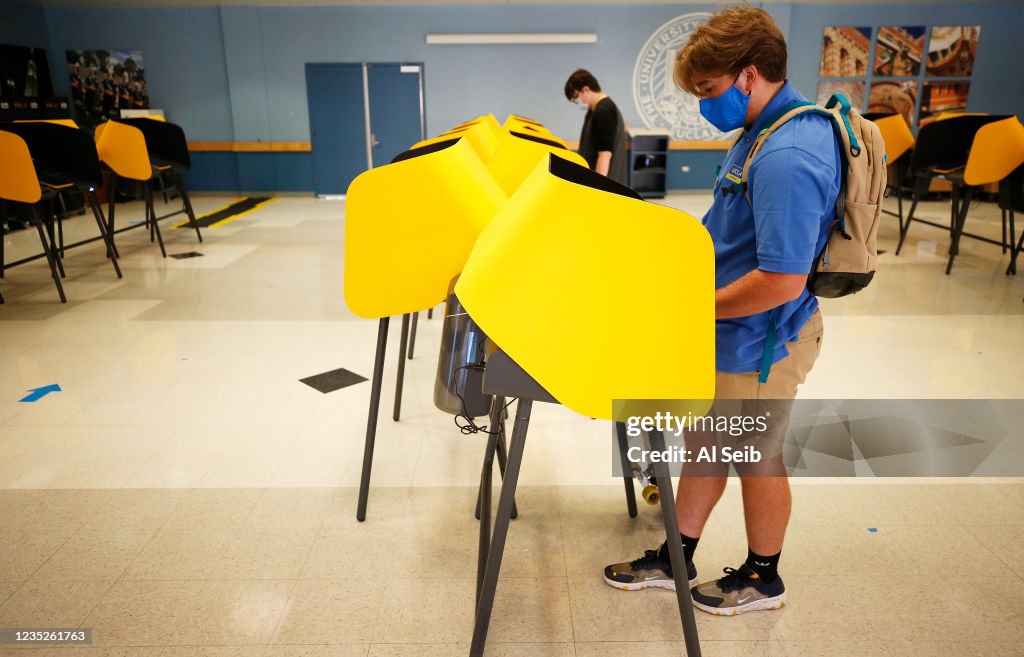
[740,101,817,205]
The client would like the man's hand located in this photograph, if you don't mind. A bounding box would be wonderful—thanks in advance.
[715,270,807,319]
[595,150,612,177]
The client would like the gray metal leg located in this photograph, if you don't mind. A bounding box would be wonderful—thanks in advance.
[33,206,66,303]
[87,193,122,279]
[475,411,518,521]
[895,179,923,256]
[648,429,702,657]
[408,311,418,360]
[470,398,531,657]
[357,317,390,522]
[476,395,505,604]
[179,182,203,243]
[616,422,639,518]
[946,186,972,275]
[145,183,167,258]
[393,313,410,421]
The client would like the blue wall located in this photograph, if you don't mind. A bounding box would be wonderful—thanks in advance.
[1,1,50,49]
[31,1,1024,192]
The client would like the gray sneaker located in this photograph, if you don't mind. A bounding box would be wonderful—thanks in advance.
[690,564,787,615]
[603,543,698,591]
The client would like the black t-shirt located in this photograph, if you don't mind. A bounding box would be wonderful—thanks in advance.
[578,96,628,185]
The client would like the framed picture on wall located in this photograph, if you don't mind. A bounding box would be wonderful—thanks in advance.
[873,26,925,77]
[0,44,54,98]
[819,27,872,77]
[66,49,148,131]
[919,80,970,126]
[867,80,919,126]
[817,80,865,110]
[926,26,981,77]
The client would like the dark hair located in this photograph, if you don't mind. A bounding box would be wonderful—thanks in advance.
[564,68,602,100]
[675,6,787,95]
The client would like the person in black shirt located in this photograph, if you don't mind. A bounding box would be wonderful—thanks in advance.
[563,69,628,185]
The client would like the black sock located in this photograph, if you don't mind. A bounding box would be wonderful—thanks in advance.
[745,548,781,583]
[658,533,700,564]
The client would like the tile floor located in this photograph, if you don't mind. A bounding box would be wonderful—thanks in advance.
[0,191,1022,656]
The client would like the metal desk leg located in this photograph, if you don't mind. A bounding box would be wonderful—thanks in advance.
[179,182,203,243]
[32,206,66,303]
[87,193,122,279]
[393,313,410,421]
[476,410,518,521]
[476,395,505,604]
[648,429,702,657]
[470,398,532,657]
[616,422,639,518]
[947,187,972,275]
[145,183,167,258]
[408,311,419,360]
[357,317,390,522]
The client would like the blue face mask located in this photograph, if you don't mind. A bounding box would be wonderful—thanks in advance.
[698,79,750,132]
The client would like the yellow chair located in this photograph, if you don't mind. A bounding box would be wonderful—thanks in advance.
[95,119,203,258]
[941,116,1024,273]
[872,114,915,233]
[2,120,123,292]
[485,129,588,196]
[0,130,67,302]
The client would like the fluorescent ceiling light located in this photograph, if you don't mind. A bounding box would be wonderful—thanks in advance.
[426,33,598,45]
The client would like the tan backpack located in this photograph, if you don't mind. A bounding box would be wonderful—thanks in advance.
[740,93,887,297]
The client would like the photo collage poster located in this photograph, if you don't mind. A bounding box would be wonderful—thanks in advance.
[66,49,148,131]
[818,25,980,130]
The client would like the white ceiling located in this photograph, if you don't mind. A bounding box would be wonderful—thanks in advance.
[26,0,1009,6]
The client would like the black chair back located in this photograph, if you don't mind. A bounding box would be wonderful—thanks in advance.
[999,164,1024,213]
[118,118,191,170]
[910,115,1010,176]
[1,121,103,190]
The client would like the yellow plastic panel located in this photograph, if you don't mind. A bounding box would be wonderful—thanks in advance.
[344,137,507,318]
[503,115,552,135]
[874,114,915,164]
[412,122,502,161]
[451,114,502,136]
[456,154,716,421]
[965,117,1024,186]
[0,130,42,204]
[15,118,80,128]
[487,131,588,196]
[95,121,151,181]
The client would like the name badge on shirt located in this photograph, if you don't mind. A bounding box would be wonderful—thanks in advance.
[724,164,743,184]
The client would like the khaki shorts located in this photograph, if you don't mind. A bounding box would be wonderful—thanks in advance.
[684,309,824,476]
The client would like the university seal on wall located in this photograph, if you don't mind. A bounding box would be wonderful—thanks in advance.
[633,13,730,141]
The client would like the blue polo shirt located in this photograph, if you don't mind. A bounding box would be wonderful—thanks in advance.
[703,81,842,373]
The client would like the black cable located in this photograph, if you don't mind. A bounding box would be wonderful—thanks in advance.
[450,363,516,435]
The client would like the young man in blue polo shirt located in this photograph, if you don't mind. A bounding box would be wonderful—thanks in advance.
[603,6,840,615]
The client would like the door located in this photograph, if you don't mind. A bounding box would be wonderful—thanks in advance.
[366,64,424,167]
[306,62,425,196]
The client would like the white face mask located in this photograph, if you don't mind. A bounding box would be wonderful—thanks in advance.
[576,97,589,111]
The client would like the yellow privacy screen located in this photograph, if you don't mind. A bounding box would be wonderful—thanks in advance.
[344,137,507,319]
[487,130,589,196]
[456,154,715,421]
[412,122,501,162]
